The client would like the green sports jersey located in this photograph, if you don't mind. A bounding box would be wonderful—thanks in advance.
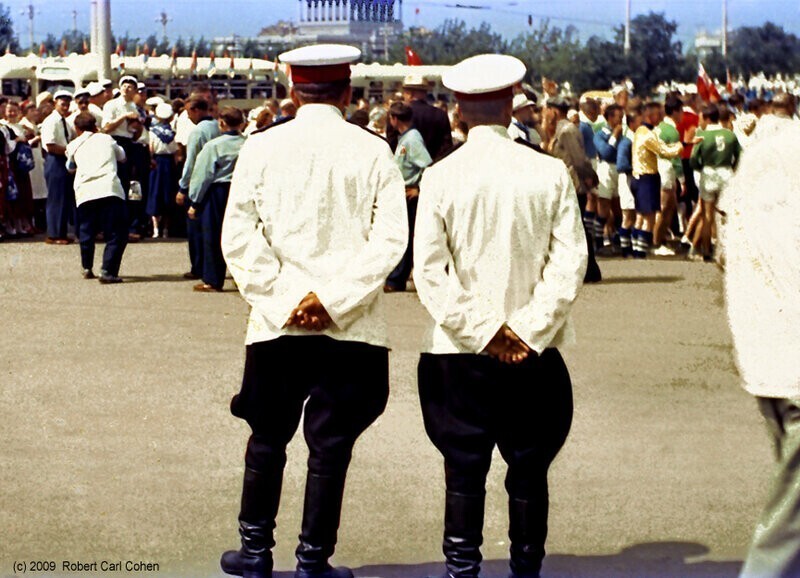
[690,125,742,171]
[655,120,684,176]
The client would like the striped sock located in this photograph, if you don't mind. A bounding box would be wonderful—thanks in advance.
[640,230,653,255]
[619,227,632,257]
[632,228,645,258]
[594,216,606,249]
[583,211,596,235]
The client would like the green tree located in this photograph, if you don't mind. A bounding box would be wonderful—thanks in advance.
[240,38,261,59]
[174,36,188,57]
[614,12,684,94]
[142,33,159,54]
[0,3,19,53]
[570,35,628,93]
[728,22,800,77]
[192,36,210,56]
[389,19,507,65]
[509,21,584,88]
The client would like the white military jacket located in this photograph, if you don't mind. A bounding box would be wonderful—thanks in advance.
[414,125,588,355]
[722,123,800,398]
[221,104,408,347]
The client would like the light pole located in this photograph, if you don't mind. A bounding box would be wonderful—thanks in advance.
[624,0,631,55]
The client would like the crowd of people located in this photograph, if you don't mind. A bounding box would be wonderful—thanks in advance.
[0,67,795,289]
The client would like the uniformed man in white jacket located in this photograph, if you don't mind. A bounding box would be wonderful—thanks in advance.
[414,54,588,578]
[723,120,800,578]
[219,44,407,578]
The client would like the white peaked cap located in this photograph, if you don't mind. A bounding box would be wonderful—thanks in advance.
[154,103,174,120]
[86,82,104,97]
[442,54,526,98]
[279,43,361,66]
[512,93,535,111]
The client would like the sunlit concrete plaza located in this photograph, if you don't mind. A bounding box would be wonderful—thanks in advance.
[0,238,771,578]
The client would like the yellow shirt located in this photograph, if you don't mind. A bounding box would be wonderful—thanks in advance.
[632,124,683,178]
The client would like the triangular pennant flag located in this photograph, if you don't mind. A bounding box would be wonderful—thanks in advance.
[82,39,88,54]
[59,38,67,57]
[207,50,217,78]
[190,49,197,74]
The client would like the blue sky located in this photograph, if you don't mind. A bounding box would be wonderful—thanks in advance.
[3,0,793,49]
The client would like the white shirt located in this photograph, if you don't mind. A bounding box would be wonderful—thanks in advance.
[88,103,105,127]
[65,132,126,206]
[414,125,588,354]
[40,110,75,149]
[0,121,26,154]
[221,103,408,347]
[101,96,138,138]
[174,110,195,147]
[722,123,800,398]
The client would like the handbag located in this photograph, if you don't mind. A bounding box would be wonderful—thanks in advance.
[128,180,143,202]
[13,142,36,173]
[6,172,19,201]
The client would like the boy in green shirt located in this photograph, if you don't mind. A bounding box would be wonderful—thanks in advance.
[653,94,684,255]
[690,103,742,260]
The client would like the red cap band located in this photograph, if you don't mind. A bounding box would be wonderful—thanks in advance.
[454,87,513,102]
[290,63,352,84]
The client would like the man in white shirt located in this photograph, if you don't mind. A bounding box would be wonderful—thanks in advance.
[507,93,541,145]
[41,90,76,244]
[219,44,407,578]
[66,112,127,283]
[724,120,800,578]
[85,82,106,127]
[102,76,143,239]
[414,54,587,578]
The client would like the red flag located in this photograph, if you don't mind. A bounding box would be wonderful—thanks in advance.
[697,63,711,102]
[190,49,197,74]
[82,39,88,54]
[39,42,46,58]
[151,46,158,58]
[115,43,123,56]
[415,7,420,14]
[135,44,141,57]
[59,38,67,57]
[405,46,423,66]
[726,68,733,94]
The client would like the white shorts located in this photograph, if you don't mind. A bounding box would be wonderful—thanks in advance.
[699,166,734,203]
[596,161,619,200]
[657,158,677,191]
[618,173,635,211]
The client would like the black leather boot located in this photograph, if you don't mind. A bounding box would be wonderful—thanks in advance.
[430,491,485,578]
[294,472,354,578]
[508,497,546,578]
[220,466,283,578]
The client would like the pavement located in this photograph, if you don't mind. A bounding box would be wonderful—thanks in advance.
[0,238,772,578]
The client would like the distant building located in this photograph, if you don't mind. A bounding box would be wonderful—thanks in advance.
[214,0,404,61]
[695,29,723,59]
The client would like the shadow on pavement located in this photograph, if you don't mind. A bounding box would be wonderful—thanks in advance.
[349,541,741,578]
[600,276,684,285]
[121,273,194,284]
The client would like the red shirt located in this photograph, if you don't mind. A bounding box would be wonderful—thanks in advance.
[677,107,699,159]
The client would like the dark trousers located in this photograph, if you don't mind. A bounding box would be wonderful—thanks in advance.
[200,182,231,289]
[76,196,128,276]
[386,194,418,290]
[44,154,75,239]
[576,193,600,281]
[113,137,146,234]
[418,349,573,568]
[232,336,389,478]
[187,216,204,277]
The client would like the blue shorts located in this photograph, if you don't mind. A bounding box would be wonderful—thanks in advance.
[632,174,661,214]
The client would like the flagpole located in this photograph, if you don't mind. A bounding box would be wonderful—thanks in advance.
[97,0,112,82]
[624,0,631,55]
[722,0,728,58]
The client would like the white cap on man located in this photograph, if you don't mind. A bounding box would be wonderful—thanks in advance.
[512,93,535,112]
[442,54,526,101]
[402,73,429,90]
[53,89,73,101]
[154,103,174,120]
[146,96,165,107]
[73,88,90,100]
[279,44,360,84]
[86,82,104,97]
[119,75,137,88]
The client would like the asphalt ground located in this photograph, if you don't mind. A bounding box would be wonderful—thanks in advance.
[0,237,771,578]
